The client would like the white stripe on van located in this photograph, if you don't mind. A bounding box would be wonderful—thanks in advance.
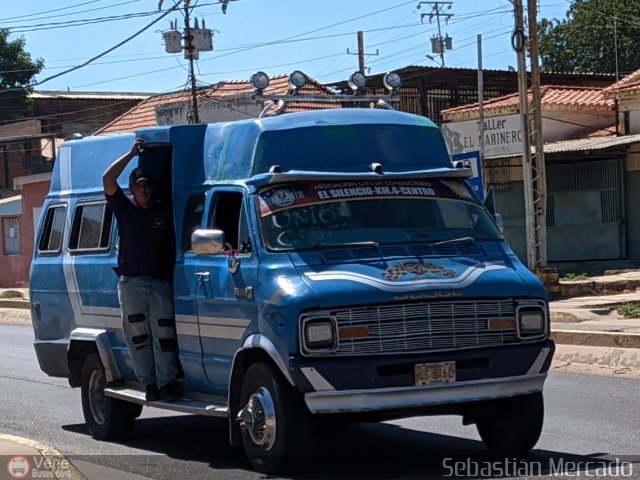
[58,146,72,194]
[63,255,83,327]
[198,324,246,340]
[64,253,121,329]
[304,264,507,292]
[176,314,249,339]
[176,321,199,336]
[198,316,251,328]
[77,315,121,330]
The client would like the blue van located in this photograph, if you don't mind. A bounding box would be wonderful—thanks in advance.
[30,107,554,473]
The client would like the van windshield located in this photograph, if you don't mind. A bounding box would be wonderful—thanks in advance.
[257,179,501,251]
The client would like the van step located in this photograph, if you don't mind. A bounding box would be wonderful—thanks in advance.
[104,386,229,417]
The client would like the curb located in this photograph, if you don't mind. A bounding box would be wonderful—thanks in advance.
[551,329,640,349]
[0,434,85,480]
[0,299,29,309]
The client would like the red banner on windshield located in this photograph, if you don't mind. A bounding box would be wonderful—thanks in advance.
[258,179,474,216]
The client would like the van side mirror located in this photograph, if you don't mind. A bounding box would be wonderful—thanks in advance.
[191,229,225,255]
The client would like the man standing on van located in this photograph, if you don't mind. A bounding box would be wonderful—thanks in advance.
[103,138,180,402]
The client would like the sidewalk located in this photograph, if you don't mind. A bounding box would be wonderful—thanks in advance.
[0,434,152,480]
[549,270,640,378]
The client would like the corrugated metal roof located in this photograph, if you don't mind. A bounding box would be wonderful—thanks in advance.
[96,75,337,135]
[544,133,640,153]
[487,133,640,159]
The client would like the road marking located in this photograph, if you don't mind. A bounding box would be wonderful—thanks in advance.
[0,434,85,480]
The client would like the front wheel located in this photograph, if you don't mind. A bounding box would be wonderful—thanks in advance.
[80,353,140,440]
[476,392,544,455]
[237,362,313,474]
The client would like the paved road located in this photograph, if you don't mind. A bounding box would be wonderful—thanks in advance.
[2,323,639,479]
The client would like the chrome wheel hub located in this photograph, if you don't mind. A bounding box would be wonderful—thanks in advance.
[88,370,106,424]
[238,387,276,450]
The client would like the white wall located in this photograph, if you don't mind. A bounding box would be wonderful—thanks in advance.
[155,97,263,126]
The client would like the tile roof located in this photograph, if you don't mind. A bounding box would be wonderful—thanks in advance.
[96,75,337,135]
[32,90,151,100]
[441,86,614,121]
[602,69,640,96]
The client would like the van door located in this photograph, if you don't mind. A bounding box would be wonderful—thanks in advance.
[195,187,258,396]
[174,191,210,391]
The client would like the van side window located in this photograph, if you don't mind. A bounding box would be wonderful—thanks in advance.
[208,191,248,253]
[182,192,205,251]
[69,202,113,252]
[38,205,66,254]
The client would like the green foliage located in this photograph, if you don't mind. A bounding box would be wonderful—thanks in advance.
[538,0,640,74]
[616,303,640,319]
[0,28,44,122]
[0,289,24,299]
[560,272,589,281]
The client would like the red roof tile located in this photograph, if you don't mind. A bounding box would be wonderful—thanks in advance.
[441,85,613,121]
[602,69,640,96]
[96,75,337,135]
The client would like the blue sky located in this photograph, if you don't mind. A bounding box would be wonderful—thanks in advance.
[1,0,570,93]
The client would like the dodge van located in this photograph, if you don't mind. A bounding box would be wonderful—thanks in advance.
[31,106,554,473]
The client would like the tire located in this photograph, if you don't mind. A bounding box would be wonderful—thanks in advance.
[80,353,140,440]
[476,392,544,455]
[237,362,313,474]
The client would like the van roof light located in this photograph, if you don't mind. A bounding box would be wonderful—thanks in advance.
[250,71,270,92]
[288,70,307,90]
[348,71,366,91]
[383,72,402,92]
[268,165,282,173]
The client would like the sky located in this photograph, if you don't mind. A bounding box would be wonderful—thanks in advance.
[1,0,571,94]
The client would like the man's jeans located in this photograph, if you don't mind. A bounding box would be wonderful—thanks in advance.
[117,276,179,388]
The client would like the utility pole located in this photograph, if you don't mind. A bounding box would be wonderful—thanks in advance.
[183,0,199,124]
[347,31,378,74]
[162,0,215,124]
[417,1,454,67]
[477,34,486,195]
[513,0,547,271]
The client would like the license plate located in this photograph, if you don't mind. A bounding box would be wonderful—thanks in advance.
[415,361,456,386]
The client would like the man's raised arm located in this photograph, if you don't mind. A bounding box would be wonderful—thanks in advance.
[103,138,143,195]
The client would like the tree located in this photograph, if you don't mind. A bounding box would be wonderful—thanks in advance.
[538,0,640,75]
[0,29,44,122]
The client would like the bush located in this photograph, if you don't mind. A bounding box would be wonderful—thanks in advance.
[617,303,640,319]
[0,290,23,299]
[560,273,589,282]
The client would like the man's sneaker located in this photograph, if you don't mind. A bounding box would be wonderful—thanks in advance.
[160,382,180,402]
[145,385,161,401]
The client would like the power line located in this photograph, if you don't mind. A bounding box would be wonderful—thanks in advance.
[0,0,106,23]
[33,1,183,88]
[2,0,143,26]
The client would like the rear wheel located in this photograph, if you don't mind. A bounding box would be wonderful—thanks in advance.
[237,362,313,474]
[81,353,140,440]
[476,393,544,455]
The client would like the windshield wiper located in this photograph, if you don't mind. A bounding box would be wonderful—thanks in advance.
[308,240,380,250]
[429,236,474,246]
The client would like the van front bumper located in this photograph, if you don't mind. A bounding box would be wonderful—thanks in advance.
[304,372,546,414]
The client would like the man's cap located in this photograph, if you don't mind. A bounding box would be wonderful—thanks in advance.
[129,167,152,185]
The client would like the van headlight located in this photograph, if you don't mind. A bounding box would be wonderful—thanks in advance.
[516,303,547,338]
[301,315,337,354]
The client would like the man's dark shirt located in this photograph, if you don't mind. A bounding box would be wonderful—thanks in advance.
[106,186,175,282]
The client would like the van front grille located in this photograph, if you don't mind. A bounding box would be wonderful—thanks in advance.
[332,299,518,356]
